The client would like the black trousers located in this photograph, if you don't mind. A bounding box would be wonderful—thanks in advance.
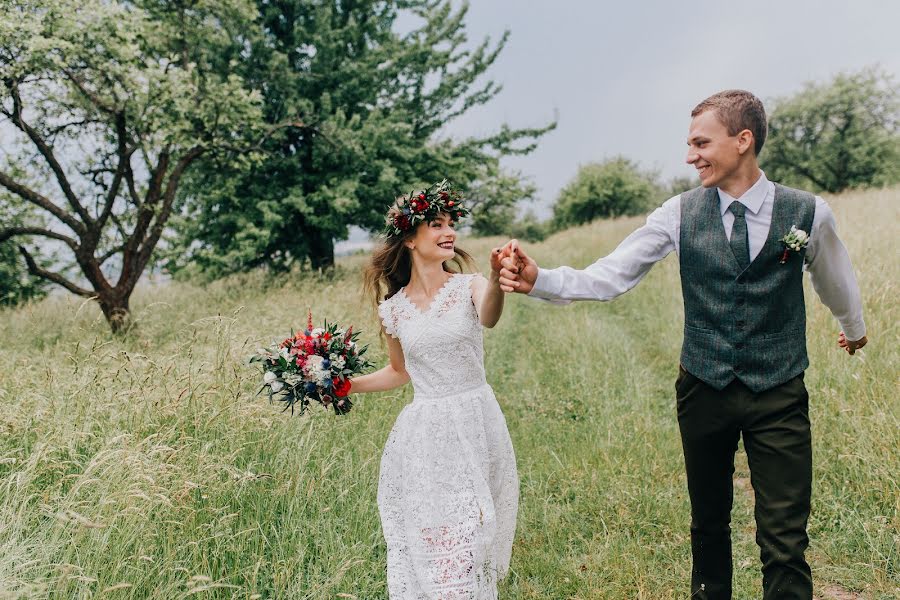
[675,367,813,600]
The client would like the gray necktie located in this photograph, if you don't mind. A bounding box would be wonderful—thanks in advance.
[729,201,750,270]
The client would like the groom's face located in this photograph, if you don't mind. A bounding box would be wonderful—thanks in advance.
[685,110,742,189]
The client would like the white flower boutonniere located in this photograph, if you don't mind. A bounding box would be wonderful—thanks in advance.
[780,225,809,264]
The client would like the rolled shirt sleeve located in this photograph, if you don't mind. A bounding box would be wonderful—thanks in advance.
[805,197,866,341]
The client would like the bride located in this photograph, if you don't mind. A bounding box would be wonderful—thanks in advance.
[351,183,519,599]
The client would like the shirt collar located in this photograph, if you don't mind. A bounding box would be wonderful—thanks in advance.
[718,171,769,216]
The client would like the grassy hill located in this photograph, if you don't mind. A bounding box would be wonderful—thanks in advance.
[0,187,897,599]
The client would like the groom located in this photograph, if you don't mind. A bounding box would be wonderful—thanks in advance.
[496,90,867,599]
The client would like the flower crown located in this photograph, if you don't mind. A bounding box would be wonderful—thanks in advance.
[383,180,470,237]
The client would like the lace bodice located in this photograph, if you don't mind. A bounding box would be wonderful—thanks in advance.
[379,273,486,398]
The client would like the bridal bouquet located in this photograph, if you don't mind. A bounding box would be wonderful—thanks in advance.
[251,312,372,415]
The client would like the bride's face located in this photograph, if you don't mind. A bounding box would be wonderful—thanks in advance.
[406,212,457,264]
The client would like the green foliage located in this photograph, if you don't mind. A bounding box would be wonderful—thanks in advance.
[0,241,47,308]
[166,0,553,277]
[664,174,700,198]
[762,67,900,193]
[467,169,539,238]
[507,212,549,243]
[552,157,660,229]
[0,199,48,307]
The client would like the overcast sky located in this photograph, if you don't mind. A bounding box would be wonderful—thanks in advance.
[434,0,900,217]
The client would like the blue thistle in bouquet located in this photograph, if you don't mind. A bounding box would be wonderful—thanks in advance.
[250,311,372,415]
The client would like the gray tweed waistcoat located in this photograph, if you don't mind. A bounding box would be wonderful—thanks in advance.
[678,183,816,392]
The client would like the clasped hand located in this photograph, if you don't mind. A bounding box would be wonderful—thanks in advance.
[489,239,538,294]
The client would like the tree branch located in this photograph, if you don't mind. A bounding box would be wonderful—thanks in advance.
[0,169,85,234]
[123,159,141,206]
[127,150,170,255]
[97,112,133,228]
[791,161,833,192]
[97,243,126,265]
[46,117,96,142]
[133,145,205,281]
[5,78,94,227]
[109,212,131,240]
[0,226,79,250]
[17,245,93,297]
[61,68,117,115]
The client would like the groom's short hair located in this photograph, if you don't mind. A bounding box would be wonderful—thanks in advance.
[692,90,767,156]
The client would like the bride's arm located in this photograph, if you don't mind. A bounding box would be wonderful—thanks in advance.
[350,329,410,393]
[472,269,505,328]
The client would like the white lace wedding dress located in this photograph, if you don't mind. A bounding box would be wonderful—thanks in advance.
[377,273,519,600]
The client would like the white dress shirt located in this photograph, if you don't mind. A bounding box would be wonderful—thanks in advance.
[529,172,867,341]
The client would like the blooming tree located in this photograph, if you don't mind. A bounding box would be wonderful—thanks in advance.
[0,0,267,332]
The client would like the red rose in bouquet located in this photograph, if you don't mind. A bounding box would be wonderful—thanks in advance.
[332,377,352,398]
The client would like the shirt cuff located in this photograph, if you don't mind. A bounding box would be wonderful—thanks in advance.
[527,268,572,305]
[528,268,560,299]
[840,318,867,343]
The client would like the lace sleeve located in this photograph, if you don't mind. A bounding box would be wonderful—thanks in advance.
[378,297,399,339]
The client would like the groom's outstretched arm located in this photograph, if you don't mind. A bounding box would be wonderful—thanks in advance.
[499,198,680,304]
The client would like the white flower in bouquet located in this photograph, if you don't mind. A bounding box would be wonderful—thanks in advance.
[303,355,331,385]
[304,354,324,372]
[270,380,284,393]
[283,373,303,386]
[279,346,290,360]
[330,354,346,371]
[263,371,277,385]
[311,327,325,336]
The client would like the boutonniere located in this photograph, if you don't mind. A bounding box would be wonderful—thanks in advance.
[779,225,809,264]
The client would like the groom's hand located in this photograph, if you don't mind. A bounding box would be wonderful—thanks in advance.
[838,331,868,356]
[498,239,539,294]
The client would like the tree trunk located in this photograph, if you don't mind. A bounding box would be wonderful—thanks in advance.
[308,229,335,270]
[97,291,132,335]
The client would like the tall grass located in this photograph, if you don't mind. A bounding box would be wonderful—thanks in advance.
[0,188,897,599]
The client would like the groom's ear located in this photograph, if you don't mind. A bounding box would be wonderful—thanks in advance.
[736,128,755,155]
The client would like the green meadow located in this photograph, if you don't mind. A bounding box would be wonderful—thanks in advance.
[1,187,896,599]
